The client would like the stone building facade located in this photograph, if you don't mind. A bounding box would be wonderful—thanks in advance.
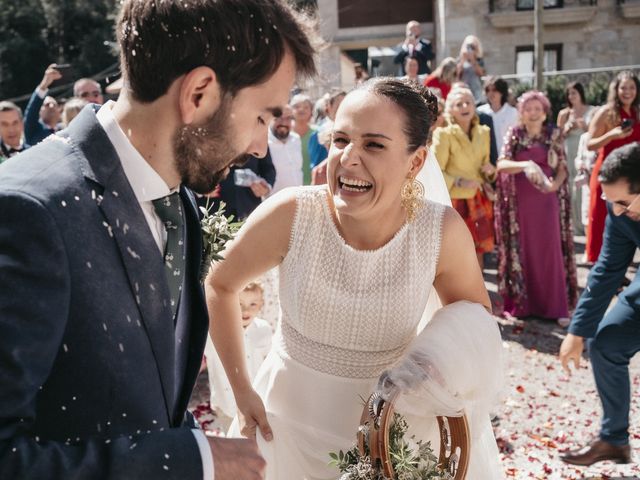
[314,0,640,92]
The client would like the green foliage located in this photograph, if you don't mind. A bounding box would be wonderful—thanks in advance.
[330,413,453,480]
[0,0,119,102]
[200,201,243,282]
[542,75,567,122]
[510,74,611,125]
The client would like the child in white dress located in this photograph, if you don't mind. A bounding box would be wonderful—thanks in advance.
[205,281,272,432]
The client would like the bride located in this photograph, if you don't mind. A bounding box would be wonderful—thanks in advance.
[205,78,504,479]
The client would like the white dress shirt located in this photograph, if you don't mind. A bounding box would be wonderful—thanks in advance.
[477,102,519,156]
[268,129,303,195]
[96,101,214,480]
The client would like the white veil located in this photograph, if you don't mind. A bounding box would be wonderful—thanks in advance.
[416,148,451,332]
[391,149,505,478]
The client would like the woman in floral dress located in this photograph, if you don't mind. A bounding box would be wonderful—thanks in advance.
[495,90,578,325]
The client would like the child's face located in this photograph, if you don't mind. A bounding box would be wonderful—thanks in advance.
[239,289,264,328]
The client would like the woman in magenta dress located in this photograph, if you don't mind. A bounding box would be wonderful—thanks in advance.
[585,71,640,262]
[495,91,578,324]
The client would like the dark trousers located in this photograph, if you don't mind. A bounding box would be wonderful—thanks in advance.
[587,297,640,445]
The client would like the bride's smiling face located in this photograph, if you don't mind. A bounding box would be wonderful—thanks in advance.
[327,90,424,220]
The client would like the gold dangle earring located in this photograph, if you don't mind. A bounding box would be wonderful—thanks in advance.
[400,177,425,223]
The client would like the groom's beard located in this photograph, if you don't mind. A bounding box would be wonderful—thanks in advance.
[173,95,243,194]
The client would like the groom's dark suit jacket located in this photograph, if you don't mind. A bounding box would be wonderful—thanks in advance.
[0,106,208,479]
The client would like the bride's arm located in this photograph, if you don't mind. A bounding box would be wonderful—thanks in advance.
[204,188,297,436]
[433,207,491,311]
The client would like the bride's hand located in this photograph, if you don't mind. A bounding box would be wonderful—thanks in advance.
[236,388,273,442]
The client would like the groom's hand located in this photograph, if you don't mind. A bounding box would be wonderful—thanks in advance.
[207,436,266,479]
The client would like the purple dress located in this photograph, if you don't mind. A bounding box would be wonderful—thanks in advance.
[495,125,578,319]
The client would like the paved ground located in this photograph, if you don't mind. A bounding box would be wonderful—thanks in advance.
[491,237,640,479]
[190,236,640,479]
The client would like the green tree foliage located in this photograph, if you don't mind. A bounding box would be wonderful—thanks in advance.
[0,0,119,102]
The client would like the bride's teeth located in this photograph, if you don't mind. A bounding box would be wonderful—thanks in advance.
[340,176,371,188]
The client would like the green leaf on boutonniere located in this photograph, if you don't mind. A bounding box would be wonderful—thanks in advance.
[200,199,243,282]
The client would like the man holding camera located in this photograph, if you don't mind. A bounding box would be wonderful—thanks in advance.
[23,64,64,145]
[393,20,434,76]
[559,142,640,467]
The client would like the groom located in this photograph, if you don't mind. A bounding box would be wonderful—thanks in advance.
[0,1,315,479]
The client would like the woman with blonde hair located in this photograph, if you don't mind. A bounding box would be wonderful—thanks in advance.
[423,57,457,100]
[432,86,495,267]
[456,35,486,102]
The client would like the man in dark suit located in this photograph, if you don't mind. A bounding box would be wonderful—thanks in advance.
[394,20,434,76]
[0,1,316,479]
[560,142,640,466]
[23,64,64,146]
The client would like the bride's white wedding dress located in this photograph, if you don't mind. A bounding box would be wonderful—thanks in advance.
[231,153,504,479]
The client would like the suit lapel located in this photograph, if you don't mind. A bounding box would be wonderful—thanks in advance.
[65,106,176,421]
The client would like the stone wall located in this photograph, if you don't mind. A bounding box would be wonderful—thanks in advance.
[440,0,640,76]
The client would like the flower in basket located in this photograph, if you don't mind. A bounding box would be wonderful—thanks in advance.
[200,200,243,281]
[330,412,453,480]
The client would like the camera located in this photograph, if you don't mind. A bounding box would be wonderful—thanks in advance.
[621,118,635,130]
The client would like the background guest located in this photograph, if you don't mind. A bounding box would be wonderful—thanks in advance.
[402,56,421,84]
[61,98,88,127]
[456,35,486,102]
[210,152,275,221]
[393,20,434,75]
[559,142,640,467]
[353,62,369,86]
[268,105,303,195]
[433,87,495,268]
[423,57,457,100]
[557,81,595,236]
[586,71,640,262]
[495,90,577,325]
[309,89,345,176]
[0,102,28,162]
[291,93,316,185]
[477,76,519,157]
[73,77,104,105]
[24,64,63,145]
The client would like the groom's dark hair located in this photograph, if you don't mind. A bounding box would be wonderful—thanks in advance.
[117,0,318,103]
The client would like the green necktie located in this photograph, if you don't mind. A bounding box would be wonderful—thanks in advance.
[152,192,185,320]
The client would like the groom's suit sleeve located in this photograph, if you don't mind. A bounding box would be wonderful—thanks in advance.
[568,210,637,338]
[0,190,204,480]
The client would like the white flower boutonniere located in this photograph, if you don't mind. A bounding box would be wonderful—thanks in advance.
[200,200,243,281]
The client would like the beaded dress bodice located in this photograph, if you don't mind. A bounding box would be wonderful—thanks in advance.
[275,186,445,379]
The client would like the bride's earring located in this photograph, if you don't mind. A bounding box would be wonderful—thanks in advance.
[400,177,424,223]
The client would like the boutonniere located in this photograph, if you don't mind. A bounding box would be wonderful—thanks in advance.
[200,200,243,281]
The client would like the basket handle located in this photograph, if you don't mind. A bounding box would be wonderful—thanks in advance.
[357,390,470,479]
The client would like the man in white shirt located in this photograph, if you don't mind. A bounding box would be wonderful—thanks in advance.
[268,104,304,194]
[0,1,317,479]
[477,76,519,156]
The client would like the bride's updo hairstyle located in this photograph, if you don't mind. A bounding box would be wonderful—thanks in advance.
[355,77,438,153]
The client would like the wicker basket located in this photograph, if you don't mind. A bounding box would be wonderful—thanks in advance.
[357,389,470,479]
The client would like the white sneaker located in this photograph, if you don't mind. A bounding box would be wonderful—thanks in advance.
[557,317,571,328]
